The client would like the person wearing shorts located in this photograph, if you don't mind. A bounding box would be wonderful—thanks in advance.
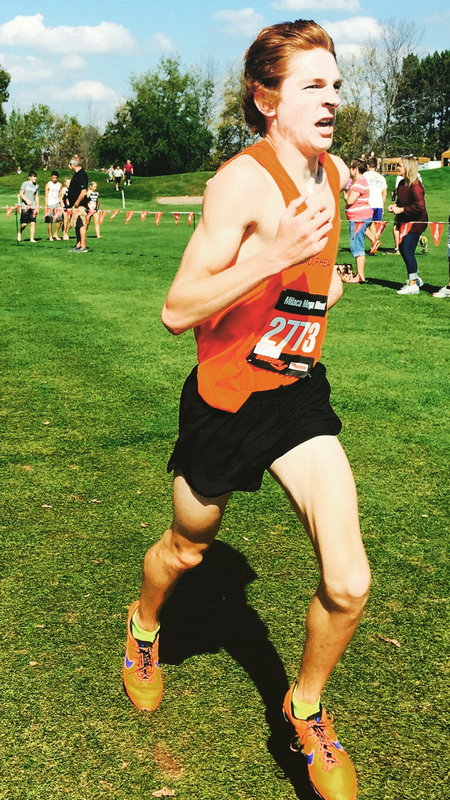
[114,165,123,191]
[18,171,39,242]
[67,158,89,252]
[344,159,373,283]
[364,157,387,254]
[122,20,370,800]
[44,171,63,241]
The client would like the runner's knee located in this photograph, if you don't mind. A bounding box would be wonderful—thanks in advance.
[323,567,371,614]
[163,524,217,572]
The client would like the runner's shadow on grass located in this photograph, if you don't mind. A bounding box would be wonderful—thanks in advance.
[160,539,316,799]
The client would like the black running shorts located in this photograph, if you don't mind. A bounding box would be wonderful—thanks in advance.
[167,362,342,498]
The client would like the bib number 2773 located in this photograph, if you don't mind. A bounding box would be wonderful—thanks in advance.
[246,289,328,378]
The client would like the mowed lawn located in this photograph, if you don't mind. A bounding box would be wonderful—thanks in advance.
[0,169,449,800]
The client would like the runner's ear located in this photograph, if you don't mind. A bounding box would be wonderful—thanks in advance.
[253,87,277,119]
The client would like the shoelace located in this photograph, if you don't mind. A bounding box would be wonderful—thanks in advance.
[137,642,155,680]
[301,716,340,767]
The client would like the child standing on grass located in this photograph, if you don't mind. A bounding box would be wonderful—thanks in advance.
[60,178,72,241]
[86,182,102,239]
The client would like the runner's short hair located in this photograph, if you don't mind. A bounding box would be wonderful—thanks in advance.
[243,19,336,137]
[28,170,37,177]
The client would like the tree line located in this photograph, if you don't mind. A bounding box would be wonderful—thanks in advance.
[332,20,450,163]
[0,20,449,177]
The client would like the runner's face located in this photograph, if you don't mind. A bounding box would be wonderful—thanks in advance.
[273,48,341,156]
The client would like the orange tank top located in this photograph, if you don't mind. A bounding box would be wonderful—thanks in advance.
[195,139,341,412]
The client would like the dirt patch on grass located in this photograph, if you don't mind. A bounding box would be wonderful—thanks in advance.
[156,196,203,205]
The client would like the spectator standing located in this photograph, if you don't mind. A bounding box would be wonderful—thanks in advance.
[389,167,423,254]
[107,165,114,183]
[343,159,373,283]
[388,157,428,295]
[432,210,450,298]
[67,157,89,252]
[60,178,72,240]
[18,171,39,243]
[364,157,387,254]
[86,181,102,239]
[44,170,63,241]
[42,147,51,170]
[114,165,124,191]
[123,159,134,185]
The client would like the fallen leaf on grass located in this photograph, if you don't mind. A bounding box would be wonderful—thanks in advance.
[68,464,79,470]
[90,499,101,504]
[151,790,175,798]
[377,635,401,648]
[140,522,149,528]
[41,504,52,509]
[43,421,50,426]
[21,465,34,471]
[29,661,37,667]
[121,762,128,770]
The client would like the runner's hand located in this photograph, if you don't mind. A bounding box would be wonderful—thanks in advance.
[273,195,333,270]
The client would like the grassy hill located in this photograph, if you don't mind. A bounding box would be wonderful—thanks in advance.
[0,169,214,206]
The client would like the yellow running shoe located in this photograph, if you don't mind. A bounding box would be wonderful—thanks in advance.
[123,601,163,711]
[283,684,357,800]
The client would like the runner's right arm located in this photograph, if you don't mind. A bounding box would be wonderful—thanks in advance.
[162,157,333,335]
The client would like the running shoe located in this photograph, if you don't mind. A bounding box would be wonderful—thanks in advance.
[123,601,163,711]
[397,283,419,295]
[283,684,357,800]
[432,285,450,298]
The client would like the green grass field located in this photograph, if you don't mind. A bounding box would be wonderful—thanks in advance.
[0,167,449,800]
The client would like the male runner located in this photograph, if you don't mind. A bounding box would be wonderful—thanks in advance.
[123,20,371,800]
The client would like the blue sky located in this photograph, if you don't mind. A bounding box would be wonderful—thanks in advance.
[0,1,449,129]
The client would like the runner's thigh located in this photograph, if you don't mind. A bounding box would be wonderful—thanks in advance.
[171,468,231,547]
[269,436,370,588]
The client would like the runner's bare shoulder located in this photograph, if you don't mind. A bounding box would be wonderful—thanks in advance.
[202,154,276,231]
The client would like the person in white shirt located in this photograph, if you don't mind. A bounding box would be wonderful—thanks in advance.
[44,171,63,241]
[364,157,387,255]
[114,166,123,191]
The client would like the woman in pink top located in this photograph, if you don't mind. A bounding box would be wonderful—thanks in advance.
[344,159,373,283]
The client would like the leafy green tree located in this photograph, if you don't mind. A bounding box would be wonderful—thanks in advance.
[211,61,257,168]
[388,50,450,159]
[95,57,214,175]
[0,64,11,174]
[0,65,10,128]
[331,105,373,164]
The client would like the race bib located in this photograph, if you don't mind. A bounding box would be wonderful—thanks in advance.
[246,289,327,378]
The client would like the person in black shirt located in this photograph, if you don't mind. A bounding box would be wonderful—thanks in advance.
[67,158,89,252]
